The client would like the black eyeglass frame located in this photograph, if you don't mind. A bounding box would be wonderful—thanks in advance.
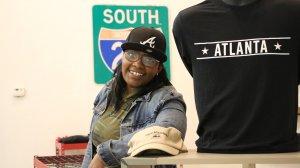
[124,50,160,68]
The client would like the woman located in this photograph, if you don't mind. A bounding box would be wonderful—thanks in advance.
[82,27,187,168]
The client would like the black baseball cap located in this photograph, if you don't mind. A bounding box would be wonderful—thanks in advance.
[121,27,167,63]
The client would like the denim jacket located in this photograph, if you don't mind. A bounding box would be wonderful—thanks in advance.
[82,80,187,168]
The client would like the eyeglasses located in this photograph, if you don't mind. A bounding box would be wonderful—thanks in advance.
[124,50,160,68]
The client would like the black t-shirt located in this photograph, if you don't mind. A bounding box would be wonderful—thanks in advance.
[173,0,300,153]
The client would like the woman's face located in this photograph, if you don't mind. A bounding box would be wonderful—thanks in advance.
[122,50,162,92]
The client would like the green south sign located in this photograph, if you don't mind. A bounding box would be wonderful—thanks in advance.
[93,5,170,84]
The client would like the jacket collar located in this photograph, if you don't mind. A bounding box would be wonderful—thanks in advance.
[135,91,151,102]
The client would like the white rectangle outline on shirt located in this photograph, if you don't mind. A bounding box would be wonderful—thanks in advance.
[194,37,291,60]
[194,37,291,45]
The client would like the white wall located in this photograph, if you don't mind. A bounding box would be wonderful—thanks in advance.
[0,0,299,168]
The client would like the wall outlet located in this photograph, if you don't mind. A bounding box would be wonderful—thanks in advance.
[13,88,26,97]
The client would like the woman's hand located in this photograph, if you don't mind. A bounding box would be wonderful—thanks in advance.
[88,154,106,168]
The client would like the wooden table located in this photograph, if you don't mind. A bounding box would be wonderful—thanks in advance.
[121,150,300,168]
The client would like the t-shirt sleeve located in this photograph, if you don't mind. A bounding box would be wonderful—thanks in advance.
[172,13,193,76]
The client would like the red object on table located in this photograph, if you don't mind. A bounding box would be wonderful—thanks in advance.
[55,137,88,156]
[33,155,84,168]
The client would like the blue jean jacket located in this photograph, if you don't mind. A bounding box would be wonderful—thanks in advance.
[82,80,187,168]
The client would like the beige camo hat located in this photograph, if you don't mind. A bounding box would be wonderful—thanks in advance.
[128,126,187,157]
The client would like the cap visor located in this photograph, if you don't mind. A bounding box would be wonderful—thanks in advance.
[129,143,180,157]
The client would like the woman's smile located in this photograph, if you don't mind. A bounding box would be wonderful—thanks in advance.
[129,69,144,77]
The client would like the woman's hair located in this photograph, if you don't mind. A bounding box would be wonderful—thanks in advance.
[110,62,172,111]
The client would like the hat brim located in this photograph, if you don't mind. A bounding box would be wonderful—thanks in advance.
[121,42,167,63]
[129,143,179,157]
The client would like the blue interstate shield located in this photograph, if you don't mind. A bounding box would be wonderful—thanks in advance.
[98,28,132,72]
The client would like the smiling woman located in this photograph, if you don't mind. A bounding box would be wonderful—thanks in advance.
[82,27,187,168]
[122,49,162,93]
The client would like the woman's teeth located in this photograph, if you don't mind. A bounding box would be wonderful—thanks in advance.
[129,70,143,76]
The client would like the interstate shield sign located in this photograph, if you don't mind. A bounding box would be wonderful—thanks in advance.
[93,5,170,84]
